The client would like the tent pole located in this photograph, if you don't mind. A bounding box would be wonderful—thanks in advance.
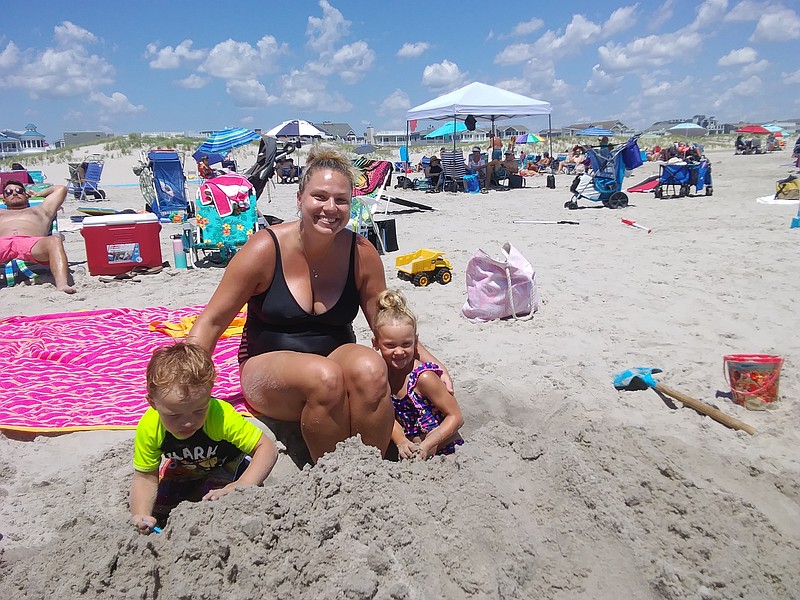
[405,121,410,172]
[548,114,553,158]
[452,115,457,154]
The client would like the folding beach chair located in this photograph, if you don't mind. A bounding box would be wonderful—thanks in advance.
[136,150,191,222]
[189,174,258,265]
[67,158,106,201]
[439,149,467,192]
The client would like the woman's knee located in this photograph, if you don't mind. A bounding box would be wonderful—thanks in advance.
[304,361,347,409]
[345,352,388,399]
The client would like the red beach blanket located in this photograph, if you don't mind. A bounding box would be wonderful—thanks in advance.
[0,306,248,433]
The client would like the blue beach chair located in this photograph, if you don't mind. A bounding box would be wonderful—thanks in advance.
[136,150,192,222]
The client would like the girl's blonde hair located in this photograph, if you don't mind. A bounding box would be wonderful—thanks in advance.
[374,289,417,335]
[146,342,216,400]
[298,145,359,193]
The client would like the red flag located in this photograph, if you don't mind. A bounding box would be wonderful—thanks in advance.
[409,120,417,133]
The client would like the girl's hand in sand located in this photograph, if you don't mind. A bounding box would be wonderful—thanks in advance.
[397,438,419,460]
[417,441,435,461]
[131,514,157,534]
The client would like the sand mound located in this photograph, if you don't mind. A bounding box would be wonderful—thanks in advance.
[2,421,798,600]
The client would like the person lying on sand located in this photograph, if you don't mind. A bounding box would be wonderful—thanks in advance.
[372,290,464,460]
[187,146,453,464]
[0,182,75,293]
[130,343,278,533]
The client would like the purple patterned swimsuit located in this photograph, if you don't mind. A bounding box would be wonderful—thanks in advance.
[391,362,464,456]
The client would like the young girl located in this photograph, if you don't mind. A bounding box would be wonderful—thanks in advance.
[372,290,464,460]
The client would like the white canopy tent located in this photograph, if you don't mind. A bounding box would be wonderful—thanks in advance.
[406,82,553,156]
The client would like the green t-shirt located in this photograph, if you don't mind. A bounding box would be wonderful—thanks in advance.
[133,397,261,473]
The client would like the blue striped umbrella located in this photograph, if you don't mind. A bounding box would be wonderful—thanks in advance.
[196,128,260,155]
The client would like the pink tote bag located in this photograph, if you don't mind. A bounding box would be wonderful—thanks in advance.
[462,242,539,322]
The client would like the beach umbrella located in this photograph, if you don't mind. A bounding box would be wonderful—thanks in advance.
[196,127,261,155]
[668,122,707,137]
[736,125,770,135]
[191,149,226,165]
[266,119,327,138]
[762,124,784,133]
[576,127,615,137]
[424,121,467,138]
[353,144,377,155]
[515,133,542,144]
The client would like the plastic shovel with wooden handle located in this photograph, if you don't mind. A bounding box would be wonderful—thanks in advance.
[613,367,755,435]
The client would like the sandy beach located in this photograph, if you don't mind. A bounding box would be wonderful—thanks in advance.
[1,145,799,599]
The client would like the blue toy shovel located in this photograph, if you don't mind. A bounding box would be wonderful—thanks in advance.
[613,367,755,435]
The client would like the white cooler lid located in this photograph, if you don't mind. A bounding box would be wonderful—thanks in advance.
[82,213,160,226]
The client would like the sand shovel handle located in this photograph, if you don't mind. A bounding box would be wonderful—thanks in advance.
[654,383,755,435]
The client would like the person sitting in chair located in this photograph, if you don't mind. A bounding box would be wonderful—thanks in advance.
[278,158,299,184]
[466,147,487,189]
[424,156,443,191]
[478,151,519,187]
[197,156,217,179]
[0,182,75,293]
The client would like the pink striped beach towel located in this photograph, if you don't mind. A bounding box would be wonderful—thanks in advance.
[0,305,248,432]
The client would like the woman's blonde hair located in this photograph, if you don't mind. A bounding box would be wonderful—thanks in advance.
[146,342,216,400]
[373,289,417,335]
[298,145,358,193]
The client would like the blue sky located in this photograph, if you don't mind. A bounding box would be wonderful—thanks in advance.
[2,0,798,142]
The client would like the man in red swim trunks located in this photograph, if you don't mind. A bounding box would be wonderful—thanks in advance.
[0,181,75,293]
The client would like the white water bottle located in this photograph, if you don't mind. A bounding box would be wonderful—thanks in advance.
[171,235,187,269]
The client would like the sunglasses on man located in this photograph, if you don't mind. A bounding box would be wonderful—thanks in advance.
[3,188,26,197]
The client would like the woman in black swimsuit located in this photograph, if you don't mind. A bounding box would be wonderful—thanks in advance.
[189,146,451,463]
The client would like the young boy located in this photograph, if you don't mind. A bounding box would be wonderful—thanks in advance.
[130,342,278,533]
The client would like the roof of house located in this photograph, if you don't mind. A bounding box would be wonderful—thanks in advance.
[565,119,633,131]
[313,122,356,138]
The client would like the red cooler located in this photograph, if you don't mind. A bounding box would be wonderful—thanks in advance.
[81,213,162,276]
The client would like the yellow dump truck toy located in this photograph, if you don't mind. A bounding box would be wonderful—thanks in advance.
[395,249,453,287]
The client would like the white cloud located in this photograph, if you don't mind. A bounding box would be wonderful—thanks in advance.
[280,69,352,112]
[584,64,623,94]
[378,90,410,115]
[495,14,604,65]
[732,74,762,95]
[724,0,767,21]
[598,32,702,73]
[602,5,639,36]
[306,0,349,54]
[8,46,114,99]
[0,42,20,71]
[241,115,254,124]
[145,40,204,69]
[88,91,144,114]
[648,0,674,30]
[330,41,375,84]
[783,68,800,84]
[751,7,800,41]
[717,46,757,66]
[642,81,671,97]
[740,59,769,75]
[642,76,693,97]
[691,0,729,30]
[54,21,97,47]
[225,79,278,109]
[175,74,208,89]
[421,60,466,90]
[397,42,429,58]
[510,18,544,37]
[200,36,287,80]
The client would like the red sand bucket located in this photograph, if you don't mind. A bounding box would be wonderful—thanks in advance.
[723,354,783,410]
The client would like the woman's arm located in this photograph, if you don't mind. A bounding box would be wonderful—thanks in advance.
[187,231,275,353]
[415,371,464,459]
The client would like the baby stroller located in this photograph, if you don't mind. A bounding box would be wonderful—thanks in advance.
[653,158,713,198]
[565,135,642,210]
[133,150,192,222]
[67,154,106,201]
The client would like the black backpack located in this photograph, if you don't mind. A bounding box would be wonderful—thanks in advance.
[395,175,415,190]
